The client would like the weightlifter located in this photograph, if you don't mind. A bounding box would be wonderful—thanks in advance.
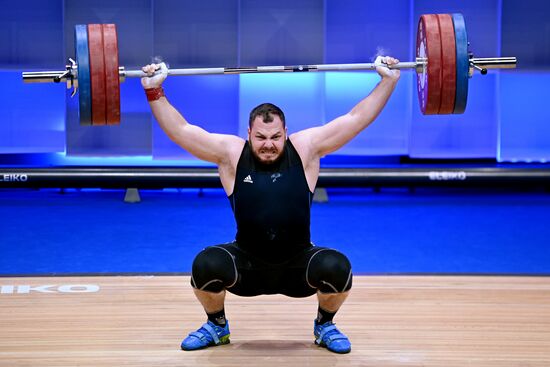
[141,56,400,354]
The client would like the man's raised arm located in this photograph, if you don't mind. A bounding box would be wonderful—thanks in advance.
[300,56,400,159]
[142,63,243,165]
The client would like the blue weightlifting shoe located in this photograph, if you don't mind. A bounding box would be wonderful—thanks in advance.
[314,320,351,354]
[181,320,230,351]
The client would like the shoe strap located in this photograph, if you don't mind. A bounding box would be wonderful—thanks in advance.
[317,324,337,344]
[202,322,221,344]
[189,322,221,345]
[324,333,349,343]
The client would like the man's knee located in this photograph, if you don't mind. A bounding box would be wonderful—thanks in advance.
[191,246,238,292]
[306,249,352,293]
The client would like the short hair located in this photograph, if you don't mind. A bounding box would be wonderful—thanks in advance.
[248,103,286,128]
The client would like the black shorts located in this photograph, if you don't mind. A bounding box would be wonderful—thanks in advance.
[213,242,331,298]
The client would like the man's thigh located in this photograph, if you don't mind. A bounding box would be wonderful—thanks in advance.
[217,243,332,298]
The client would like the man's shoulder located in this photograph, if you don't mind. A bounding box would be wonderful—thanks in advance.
[222,134,246,153]
[289,131,320,192]
[217,135,246,166]
[289,131,321,167]
[289,130,315,156]
[216,136,246,196]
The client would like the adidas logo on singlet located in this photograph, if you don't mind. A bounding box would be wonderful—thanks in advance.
[243,175,253,184]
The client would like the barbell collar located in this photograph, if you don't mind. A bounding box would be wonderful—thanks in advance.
[470,57,517,69]
[22,71,70,84]
[468,57,517,77]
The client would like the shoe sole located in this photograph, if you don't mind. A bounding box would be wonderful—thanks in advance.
[315,340,351,354]
[181,335,230,351]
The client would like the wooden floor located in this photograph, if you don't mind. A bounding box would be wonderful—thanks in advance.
[1,275,550,366]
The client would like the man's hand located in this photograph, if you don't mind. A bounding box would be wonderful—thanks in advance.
[141,62,168,89]
[374,56,400,81]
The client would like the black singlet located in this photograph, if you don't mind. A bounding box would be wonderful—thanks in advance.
[228,139,314,262]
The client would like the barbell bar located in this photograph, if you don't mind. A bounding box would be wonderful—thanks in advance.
[21,13,517,125]
[21,58,516,83]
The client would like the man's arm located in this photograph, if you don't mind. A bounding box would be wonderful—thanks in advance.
[148,97,243,165]
[296,56,400,159]
[142,63,244,166]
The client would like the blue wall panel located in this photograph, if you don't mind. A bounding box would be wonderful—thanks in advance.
[499,72,550,162]
[410,75,499,158]
[0,0,64,70]
[239,73,325,138]
[0,72,65,153]
[325,0,411,63]
[153,0,238,68]
[502,0,550,70]
[240,0,324,66]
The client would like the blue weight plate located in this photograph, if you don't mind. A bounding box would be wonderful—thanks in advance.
[75,24,92,125]
[452,13,469,114]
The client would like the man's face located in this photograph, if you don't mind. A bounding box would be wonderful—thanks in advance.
[248,115,287,165]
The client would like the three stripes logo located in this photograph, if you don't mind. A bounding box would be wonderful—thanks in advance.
[243,175,253,184]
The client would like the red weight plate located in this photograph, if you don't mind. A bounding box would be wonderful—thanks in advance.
[416,14,442,115]
[102,24,121,125]
[437,14,457,114]
[87,24,106,125]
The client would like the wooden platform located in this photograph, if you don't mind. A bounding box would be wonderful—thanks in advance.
[1,275,549,366]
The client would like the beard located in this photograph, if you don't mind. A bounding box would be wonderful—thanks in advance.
[251,144,285,165]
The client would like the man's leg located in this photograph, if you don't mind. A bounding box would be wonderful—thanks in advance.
[193,288,226,314]
[181,246,237,351]
[306,249,353,353]
[317,290,349,314]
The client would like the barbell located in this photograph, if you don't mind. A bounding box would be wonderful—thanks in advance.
[22,13,516,125]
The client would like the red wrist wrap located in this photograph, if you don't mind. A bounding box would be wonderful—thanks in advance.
[145,87,165,101]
